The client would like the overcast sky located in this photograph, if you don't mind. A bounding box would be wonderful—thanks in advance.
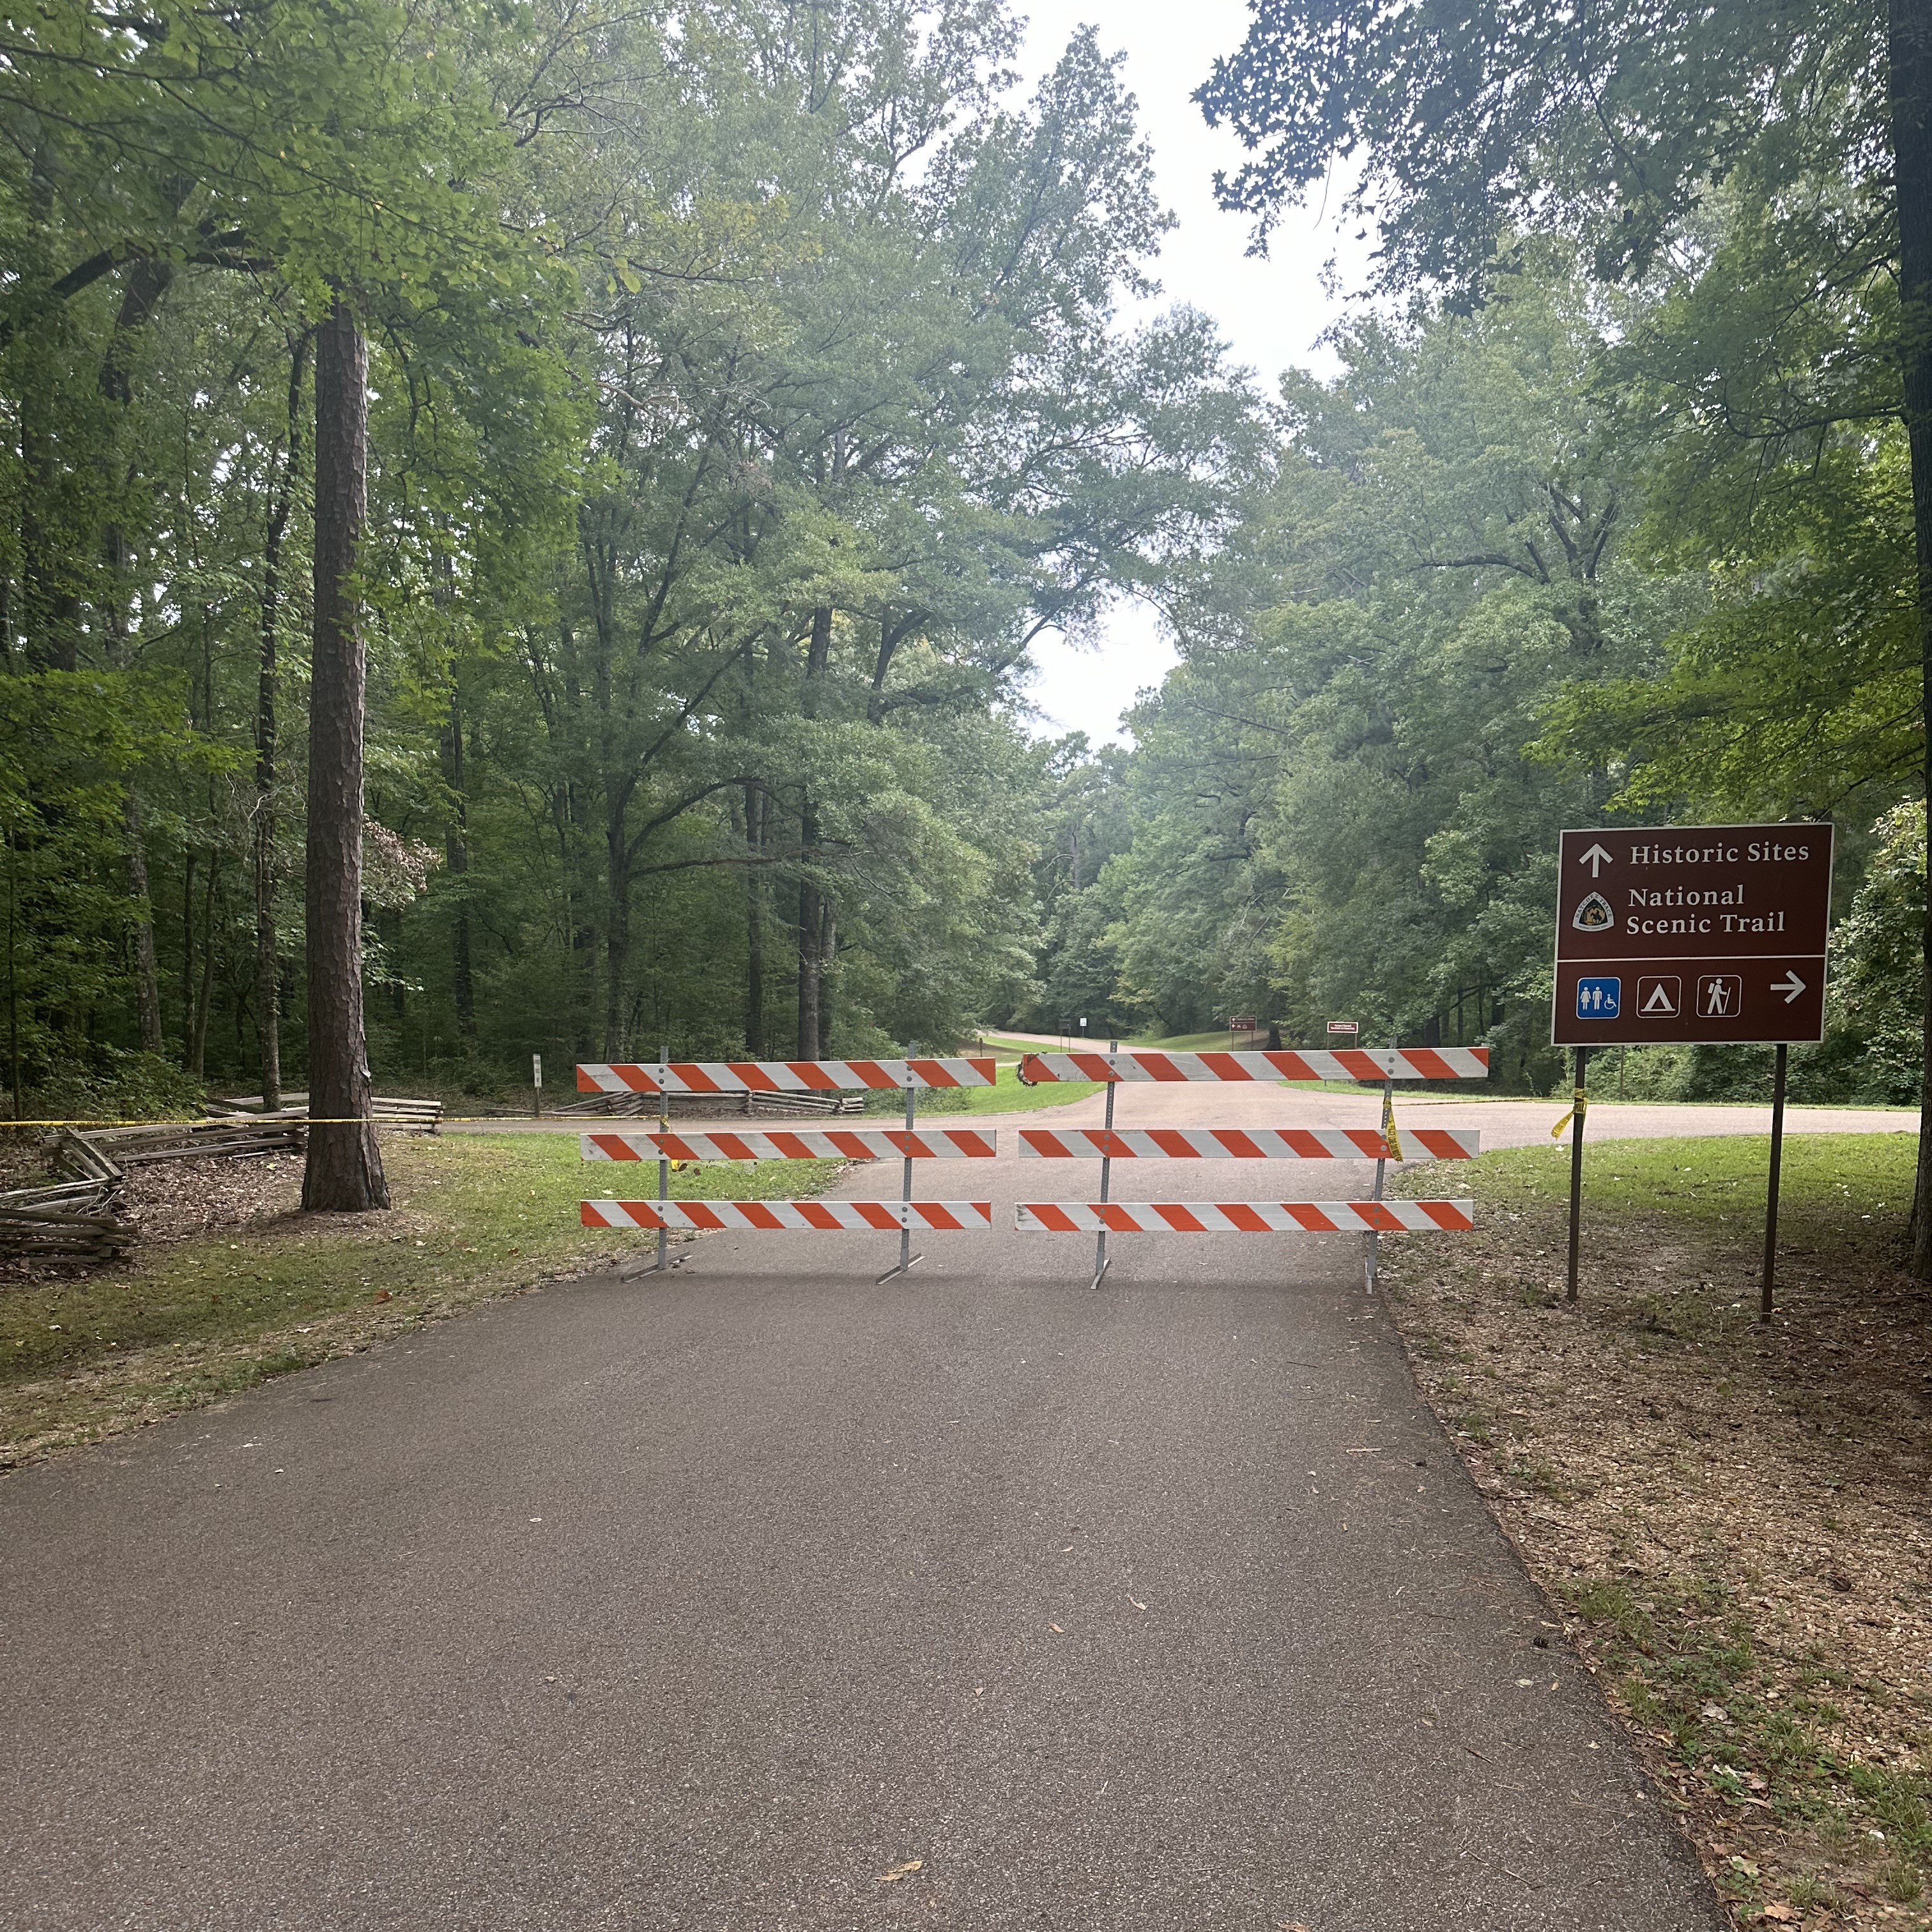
[1011,1,1370,746]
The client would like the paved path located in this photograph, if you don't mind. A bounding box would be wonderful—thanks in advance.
[1,1101,1728,1929]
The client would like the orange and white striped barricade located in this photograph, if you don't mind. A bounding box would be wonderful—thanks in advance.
[583,1200,994,1234]
[583,1128,997,1162]
[577,1057,996,1095]
[1016,1126,1480,1161]
[576,1055,997,1284]
[1015,1200,1475,1233]
[1014,1046,1488,1084]
[1016,1045,1487,1289]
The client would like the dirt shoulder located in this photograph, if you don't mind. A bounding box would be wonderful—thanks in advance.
[1386,1132,1930,1930]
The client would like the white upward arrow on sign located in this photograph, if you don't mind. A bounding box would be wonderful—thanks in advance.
[1772,970,1806,1004]
[1579,842,1614,877]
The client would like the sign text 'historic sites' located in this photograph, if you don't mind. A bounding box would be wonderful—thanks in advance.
[1552,825,1833,1046]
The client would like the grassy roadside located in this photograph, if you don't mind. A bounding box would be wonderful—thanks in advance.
[1386,1133,1930,1931]
[0,1133,838,1469]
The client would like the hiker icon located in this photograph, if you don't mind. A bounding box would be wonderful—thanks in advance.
[1575,976,1621,1020]
[1696,974,1742,1018]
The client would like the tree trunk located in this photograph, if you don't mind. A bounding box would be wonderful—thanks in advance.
[797,806,822,1061]
[1893,0,1932,1277]
[745,781,765,1054]
[124,793,163,1053]
[818,901,836,1055]
[443,691,476,1043]
[255,335,307,1112]
[795,605,834,1059]
[187,859,217,1080]
[605,813,631,1061]
[180,847,196,1058]
[302,297,387,1213]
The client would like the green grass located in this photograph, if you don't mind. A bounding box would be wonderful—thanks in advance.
[1563,1572,1931,1904]
[0,1134,839,1453]
[1414,1131,1917,1230]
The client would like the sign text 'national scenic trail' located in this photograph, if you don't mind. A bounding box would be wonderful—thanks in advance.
[1551,825,1833,1046]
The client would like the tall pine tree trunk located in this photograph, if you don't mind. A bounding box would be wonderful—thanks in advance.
[795,605,834,1059]
[1892,0,1932,1278]
[744,780,765,1054]
[605,811,631,1061]
[256,334,307,1112]
[302,297,387,1212]
[124,793,163,1053]
[797,803,822,1059]
[443,691,476,1044]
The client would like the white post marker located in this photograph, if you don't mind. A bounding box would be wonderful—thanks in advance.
[532,1052,542,1119]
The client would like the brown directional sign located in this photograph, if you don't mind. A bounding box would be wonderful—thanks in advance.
[1551,825,1833,1046]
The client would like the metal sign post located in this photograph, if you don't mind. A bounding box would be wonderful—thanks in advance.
[1092,1038,1117,1289]
[877,1075,923,1284]
[1761,1043,1789,1322]
[631,1043,685,1276]
[1564,1046,1590,1303]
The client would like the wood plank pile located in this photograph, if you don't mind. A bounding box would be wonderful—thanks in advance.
[3,1116,304,1267]
[0,1190,136,1263]
[209,1094,443,1133]
[94,1119,306,1166]
[4,1129,132,1264]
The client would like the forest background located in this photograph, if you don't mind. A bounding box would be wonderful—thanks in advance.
[4,0,1924,1138]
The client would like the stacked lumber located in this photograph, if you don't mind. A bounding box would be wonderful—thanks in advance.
[209,1093,441,1133]
[745,1089,865,1117]
[95,1120,304,1165]
[4,1133,130,1262]
[0,1194,135,1262]
[4,1117,302,1266]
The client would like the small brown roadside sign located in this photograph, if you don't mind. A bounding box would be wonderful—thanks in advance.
[1552,825,1832,1046]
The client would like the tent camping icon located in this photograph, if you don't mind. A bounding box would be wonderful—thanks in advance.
[1637,976,1680,1017]
[1572,891,1614,932]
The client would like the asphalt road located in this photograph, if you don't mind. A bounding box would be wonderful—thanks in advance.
[2,1110,1727,1930]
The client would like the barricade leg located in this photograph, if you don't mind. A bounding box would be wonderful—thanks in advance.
[1365,1064,1393,1293]
[621,1043,687,1278]
[877,1080,923,1284]
[1092,1038,1117,1289]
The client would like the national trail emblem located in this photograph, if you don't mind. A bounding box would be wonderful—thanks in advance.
[1571,891,1614,932]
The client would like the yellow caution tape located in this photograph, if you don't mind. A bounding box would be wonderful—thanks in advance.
[1379,1084,1403,1161]
[1549,1088,1589,1139]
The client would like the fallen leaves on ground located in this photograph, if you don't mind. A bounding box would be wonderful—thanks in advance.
[1382,1180,1931,1931]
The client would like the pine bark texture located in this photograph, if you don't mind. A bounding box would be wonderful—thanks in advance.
[302,298,387,1213]
[123,793,164,1054]
[254,335,305,1112]
[1892,0,1932,1278]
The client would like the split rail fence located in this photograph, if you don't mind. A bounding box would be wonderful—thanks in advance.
[577,1045,1487,1286]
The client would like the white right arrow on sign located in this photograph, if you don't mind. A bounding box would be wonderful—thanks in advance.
[1771,970,1806,1004]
